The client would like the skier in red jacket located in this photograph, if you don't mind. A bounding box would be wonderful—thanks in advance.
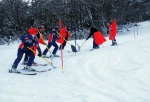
[58,26,72,50]
[109,19,117,46]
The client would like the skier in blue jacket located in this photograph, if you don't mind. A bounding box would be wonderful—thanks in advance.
[10,28,42,73]
[42,27,59,57]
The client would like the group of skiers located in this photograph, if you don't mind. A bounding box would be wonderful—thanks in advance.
[10,25,72,73]
[10,19,117,73]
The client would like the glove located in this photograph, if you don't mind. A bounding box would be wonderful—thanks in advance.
[38,52,42,57]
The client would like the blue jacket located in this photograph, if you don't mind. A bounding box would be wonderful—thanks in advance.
[19,34,41,53]
[48,31,58,43]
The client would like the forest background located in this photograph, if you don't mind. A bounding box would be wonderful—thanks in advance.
[0,0,150,39]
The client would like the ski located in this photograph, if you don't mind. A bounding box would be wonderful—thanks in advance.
[111,44,118,46]
[88,47,100,51]
[23,68,51,73]
[21,63,47,66]
[51,64,56,69]
[87,48,95,51]
[64,50,71,53]
[32,68,51,73]
[50,56,60,58]
[42,55,60,58]
[32,63,47,66]
[9,69,37,75]
[42,56,50,58]
[111,42,118,46]
[22,62,56,69]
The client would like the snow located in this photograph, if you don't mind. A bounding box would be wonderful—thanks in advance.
[0,21,150,102]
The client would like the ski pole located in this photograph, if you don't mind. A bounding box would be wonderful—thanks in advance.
[70,33,81,52]
[37,29,52,56]
[80,40,87,49]
[134,19,136,38]
[136,24,138,36]
[27,47,55,68]
[134,19,138,36]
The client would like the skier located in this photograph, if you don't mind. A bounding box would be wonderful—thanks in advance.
[36,25,46,43]
[108,19,117,46]
[10,28,42,73]
[86,24,106,49]
[42,27,59,57]
[22,26,46,65]
[58,26,72,50]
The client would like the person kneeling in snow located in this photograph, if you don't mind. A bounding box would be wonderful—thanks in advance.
[10,28,42,73]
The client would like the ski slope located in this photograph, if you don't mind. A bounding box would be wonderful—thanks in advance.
[0,21,150,102]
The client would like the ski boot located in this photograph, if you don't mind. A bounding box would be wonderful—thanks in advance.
[42,55,49,58]
[9,66,20,73]
[53,54,59,57]
[24,65,35,71]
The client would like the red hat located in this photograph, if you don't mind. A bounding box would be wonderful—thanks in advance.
[28,28,37,35]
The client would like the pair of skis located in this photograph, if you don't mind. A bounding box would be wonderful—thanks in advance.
[22,62,48,66]
[9,67,53,75]
[9,63,56,75]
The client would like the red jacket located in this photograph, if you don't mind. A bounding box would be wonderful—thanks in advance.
[57,27,71,44]
[38,34,45,44]
[94,31,106,45]
[109,20,117,40]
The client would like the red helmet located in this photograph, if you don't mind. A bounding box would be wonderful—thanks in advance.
[28,28,37,35]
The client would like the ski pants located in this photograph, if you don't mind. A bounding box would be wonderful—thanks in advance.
[93,40,99,48]
[12,48,35,68]
[43,42,58,55]
[112,38,116,44]
[59,41,66,50]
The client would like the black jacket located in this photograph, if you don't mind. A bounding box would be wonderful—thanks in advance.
[86,27,98,40]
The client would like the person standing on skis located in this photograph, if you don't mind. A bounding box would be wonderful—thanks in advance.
[86,24,106,49]
[10,28,42,72]
[108,19,117,46]
[58,26,72,50]
[22,26,46,65]
[42,27,59,57]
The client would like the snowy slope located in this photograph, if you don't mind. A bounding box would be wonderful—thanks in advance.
[0,21,150,102]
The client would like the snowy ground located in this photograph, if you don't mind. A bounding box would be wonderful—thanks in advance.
[0,21,150,102]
